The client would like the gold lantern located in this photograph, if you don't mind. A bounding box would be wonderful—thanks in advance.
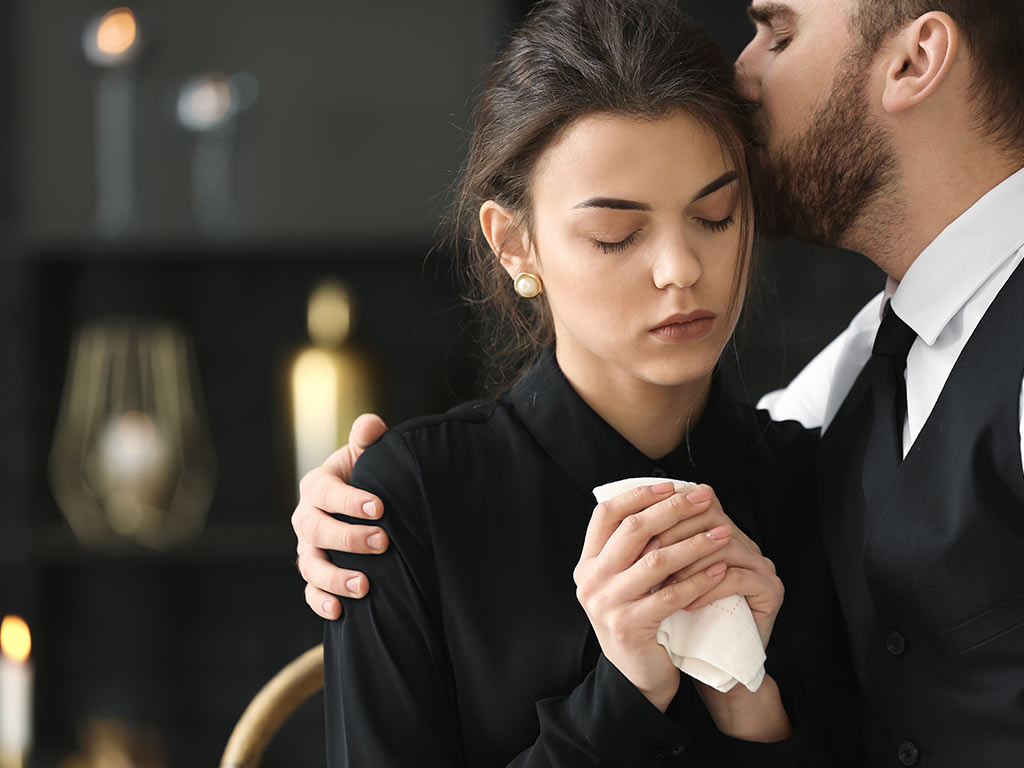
[49,319,217,548]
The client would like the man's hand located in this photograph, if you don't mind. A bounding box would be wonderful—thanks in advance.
[292,414,389,620]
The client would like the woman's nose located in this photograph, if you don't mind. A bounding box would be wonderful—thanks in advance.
[652,241,702,290]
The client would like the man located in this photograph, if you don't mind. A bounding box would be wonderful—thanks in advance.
[293,1,1024,764]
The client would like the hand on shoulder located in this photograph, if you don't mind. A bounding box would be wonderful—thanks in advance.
[292,414,389,619]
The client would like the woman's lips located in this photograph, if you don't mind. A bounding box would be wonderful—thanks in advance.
[649,311,716,342]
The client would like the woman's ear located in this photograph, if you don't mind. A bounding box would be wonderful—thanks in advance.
[881,12,959,115]
[480,201,536,280]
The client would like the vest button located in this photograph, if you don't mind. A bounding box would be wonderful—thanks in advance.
[898,740,919,765]
[647,742,685,759]
[650,466,668,478]
[886,630,907,656]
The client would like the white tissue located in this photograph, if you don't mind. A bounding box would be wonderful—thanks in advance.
[592,477,766,693]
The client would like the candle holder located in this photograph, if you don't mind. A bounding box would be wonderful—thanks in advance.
[290,280,376,486]
[176,72,259,236]
[82,7,145,237]
[49,319,217,549]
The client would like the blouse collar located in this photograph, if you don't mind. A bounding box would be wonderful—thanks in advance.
[509,348,753,499]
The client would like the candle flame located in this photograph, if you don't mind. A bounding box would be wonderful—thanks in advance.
[0,615,31,662]
[96,8,137,56]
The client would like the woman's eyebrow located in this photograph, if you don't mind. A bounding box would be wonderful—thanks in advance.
[572,197,652,211]
[691,171,740,202]
[571,172,739,211]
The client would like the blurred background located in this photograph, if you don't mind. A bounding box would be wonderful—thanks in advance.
[0,1,882,766]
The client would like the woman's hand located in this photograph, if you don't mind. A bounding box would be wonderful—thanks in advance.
[654,485,784,648]
[573,482,733,712]
[292,414,389,619]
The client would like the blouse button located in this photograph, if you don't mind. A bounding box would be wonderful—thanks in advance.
[650,466,668,478]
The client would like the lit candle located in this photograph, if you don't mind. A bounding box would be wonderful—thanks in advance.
[0,615,33,766]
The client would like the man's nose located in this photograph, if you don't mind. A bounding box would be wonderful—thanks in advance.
[734,46,762,104]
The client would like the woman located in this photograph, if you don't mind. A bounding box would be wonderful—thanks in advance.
[320,0,863,764]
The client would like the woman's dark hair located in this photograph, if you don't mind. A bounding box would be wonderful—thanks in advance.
[452,0,755,394]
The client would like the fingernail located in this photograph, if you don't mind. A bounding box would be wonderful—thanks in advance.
[362,500,380,518]
[367,532,384,551]
[706,525,731,541]
[685,486,712,503]
[346,576,363,595]
[323,599,338,617]
[706,562,727,578]
[650,482,674,494]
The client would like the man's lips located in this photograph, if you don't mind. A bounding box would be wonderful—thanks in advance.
[649,311,717,341]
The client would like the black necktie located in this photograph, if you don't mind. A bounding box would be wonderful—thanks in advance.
[863,301,918,502]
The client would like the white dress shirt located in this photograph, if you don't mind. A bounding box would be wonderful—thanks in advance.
[759,166,1024,476]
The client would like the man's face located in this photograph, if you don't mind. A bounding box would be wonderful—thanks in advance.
[736,0,899,247]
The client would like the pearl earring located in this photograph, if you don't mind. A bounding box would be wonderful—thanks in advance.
[514,272,543,299]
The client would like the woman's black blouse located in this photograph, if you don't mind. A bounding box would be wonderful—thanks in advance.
[325,349,864,766]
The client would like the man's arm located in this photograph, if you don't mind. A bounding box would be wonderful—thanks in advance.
[292,413,389,619]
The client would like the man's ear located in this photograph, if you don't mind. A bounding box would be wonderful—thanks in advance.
[479,200,537,280]
[881,12,959,114]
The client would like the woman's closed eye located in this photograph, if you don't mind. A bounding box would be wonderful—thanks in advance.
[593,230,641,254]
[696,215,735,234]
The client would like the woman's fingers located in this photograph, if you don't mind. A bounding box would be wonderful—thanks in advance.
[629,560,730,627]
[579,483,676,561]
[597,491,722,571]
[655,485,761,556]
[604,526,733,602]
[668,541,776,585]
[684,567,784,613]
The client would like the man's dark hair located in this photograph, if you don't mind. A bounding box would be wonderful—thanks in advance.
[853,0,1024,156]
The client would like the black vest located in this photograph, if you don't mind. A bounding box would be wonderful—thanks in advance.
[819,259,1024,766]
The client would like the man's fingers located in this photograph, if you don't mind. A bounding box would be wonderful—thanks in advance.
[297,546,372,599]
[296,507,388,554]
[306,583,342,620]
[348,413,388,459]
[579,483,676,561]
[301,468,383,522]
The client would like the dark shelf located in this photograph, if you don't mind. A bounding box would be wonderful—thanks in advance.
[2,523,297,567]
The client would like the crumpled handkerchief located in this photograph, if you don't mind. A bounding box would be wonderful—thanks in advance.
[592,477,766,693]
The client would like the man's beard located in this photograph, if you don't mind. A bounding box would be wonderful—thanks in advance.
[751,56,899,248]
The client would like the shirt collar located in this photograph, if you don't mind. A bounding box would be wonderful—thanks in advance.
[891,165,1024,344]
[509,348,752,498]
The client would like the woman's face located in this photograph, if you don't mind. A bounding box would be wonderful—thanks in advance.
[519,110,748,391]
